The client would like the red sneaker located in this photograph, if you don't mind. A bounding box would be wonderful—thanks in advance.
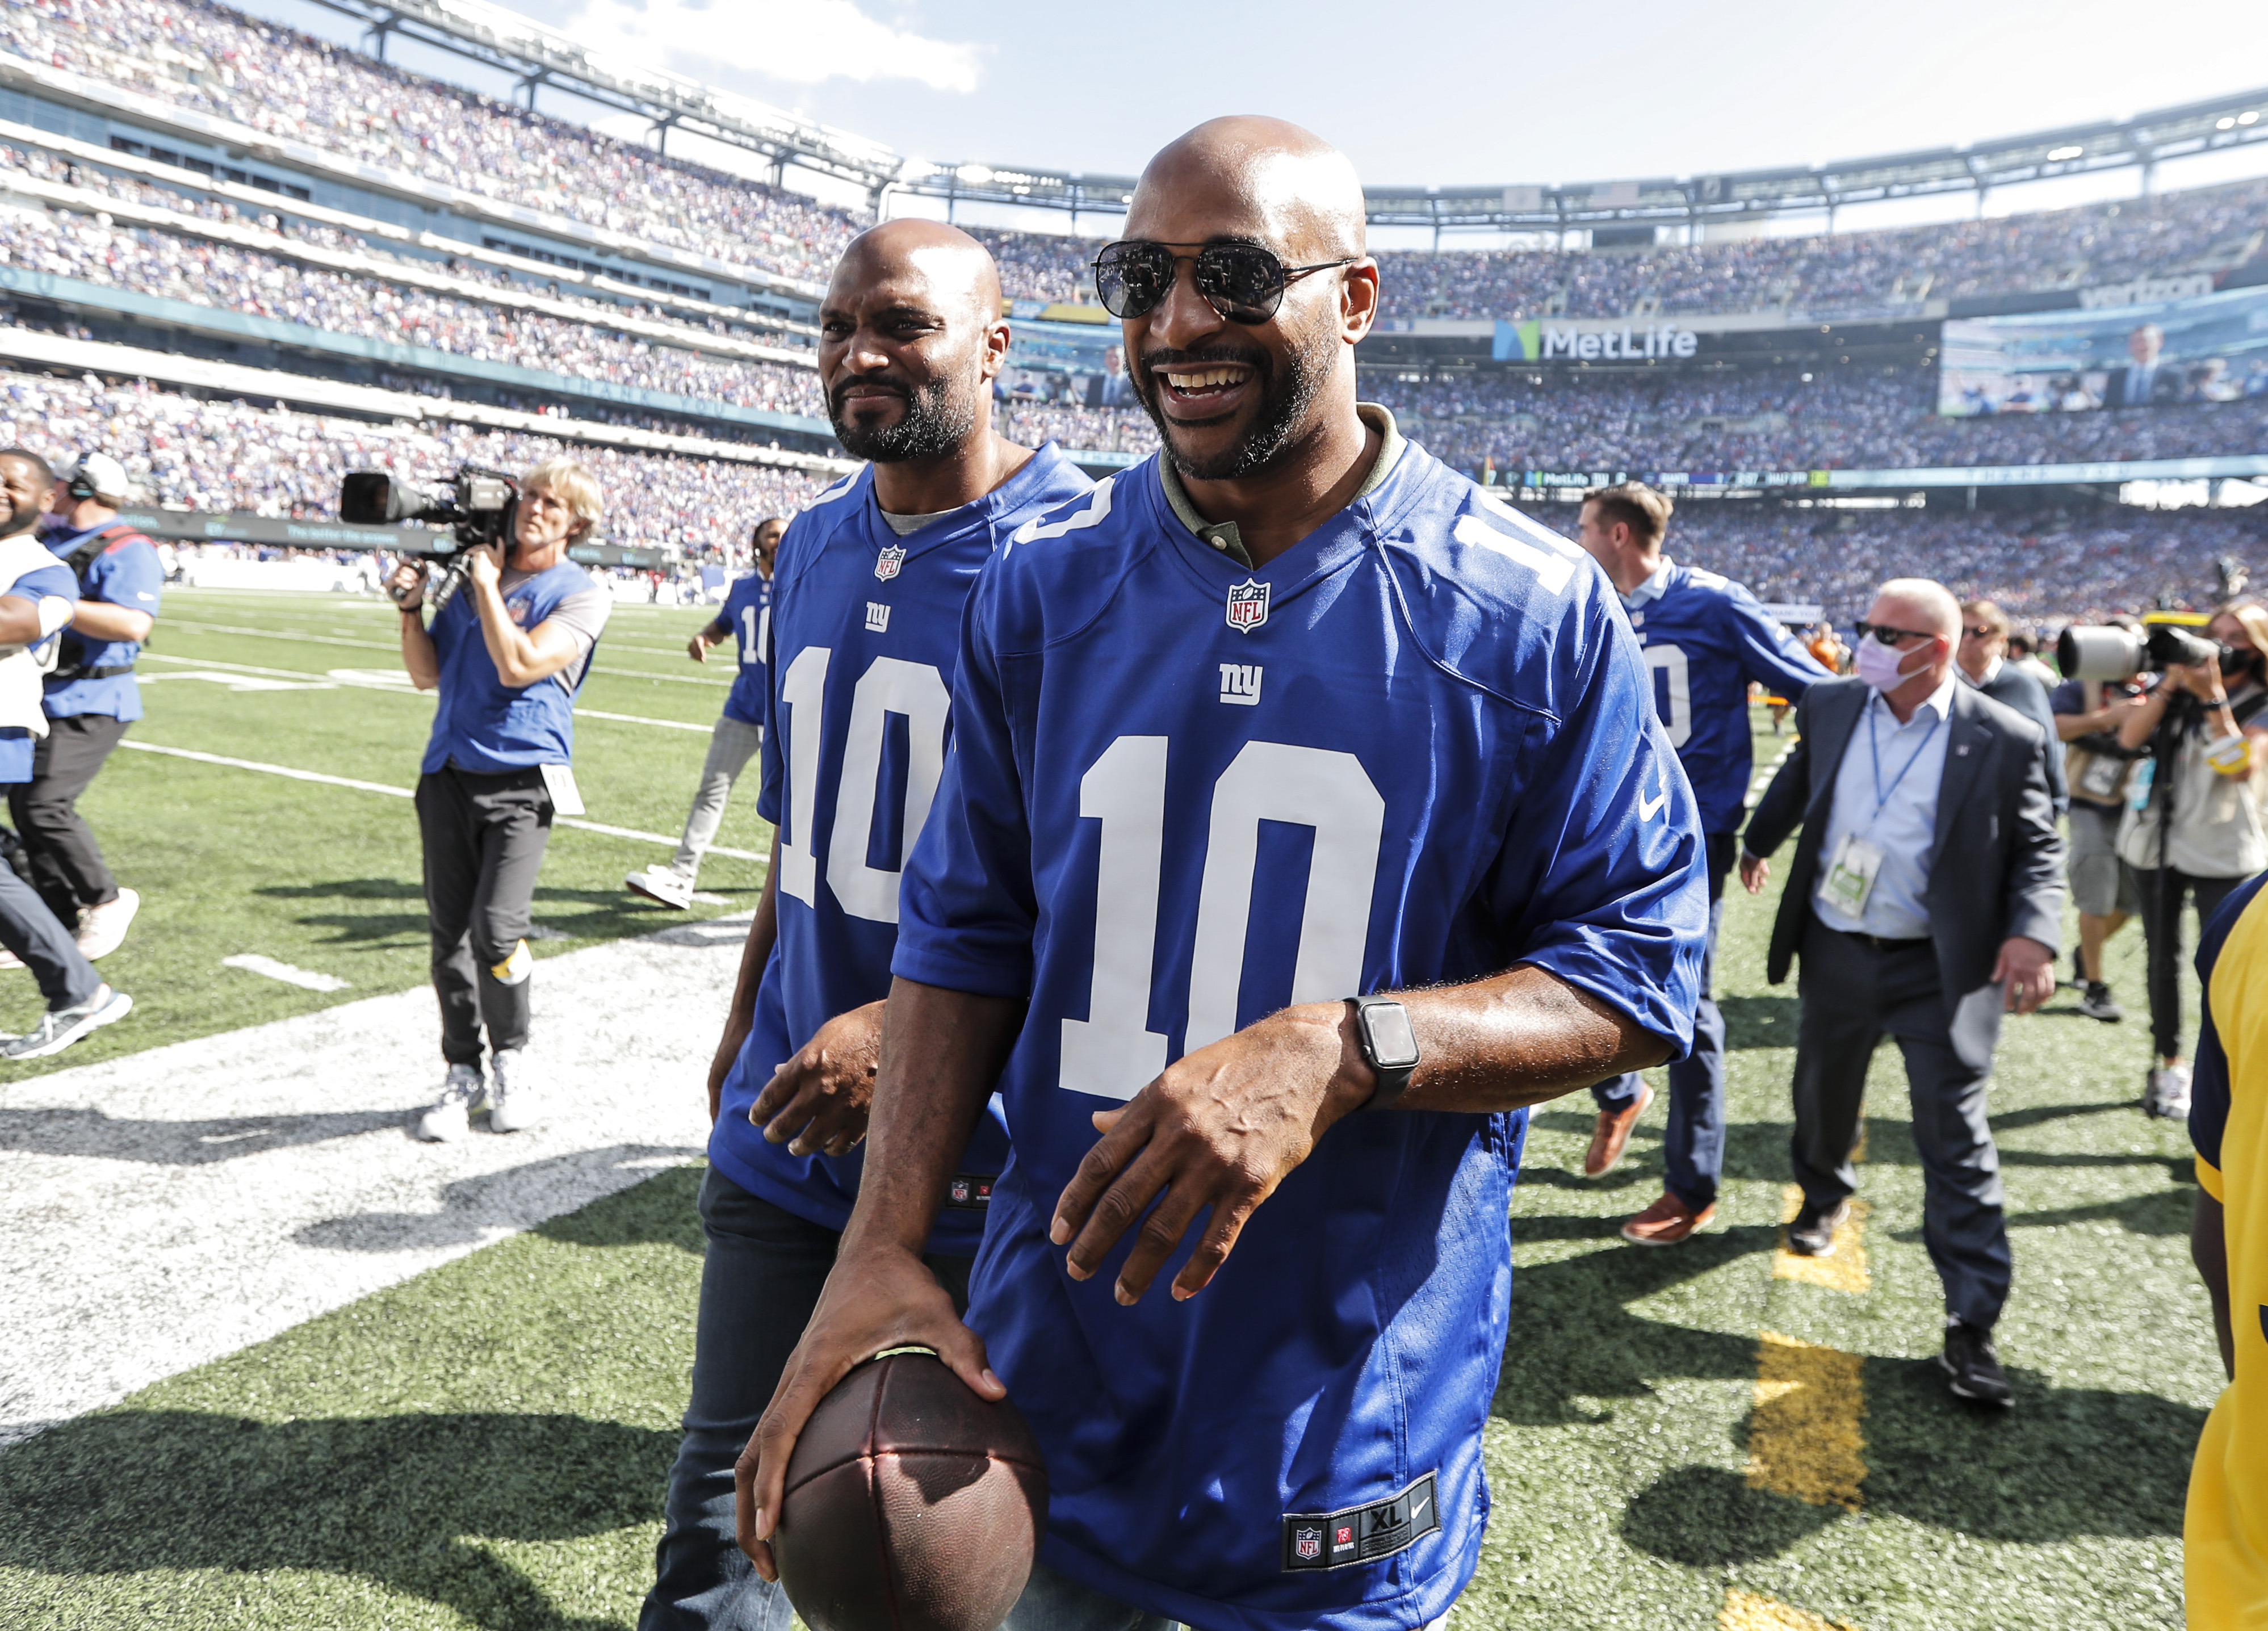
[1583,1083,1654,1177]
[1620,1190,1717,1246]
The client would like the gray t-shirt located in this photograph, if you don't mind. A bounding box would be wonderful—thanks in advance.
[500,566,610,691]
[880,507,954,536]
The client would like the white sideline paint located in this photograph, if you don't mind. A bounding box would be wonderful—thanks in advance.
[116,740,766,862]
[0,917,749,1445]
[221,953,351,993]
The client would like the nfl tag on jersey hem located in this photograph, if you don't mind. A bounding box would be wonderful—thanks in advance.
[1281,1471,1440,1571]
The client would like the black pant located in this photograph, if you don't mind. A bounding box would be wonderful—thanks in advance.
[414,765,552,1066]
[642,1169,972,1631]
[2133,867,2248,1061]
[10,712,129,924]
[1791,914,2013,1330]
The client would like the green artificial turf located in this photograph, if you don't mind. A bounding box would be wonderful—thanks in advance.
[0,699,2229,1628]
[0,586,771,1071]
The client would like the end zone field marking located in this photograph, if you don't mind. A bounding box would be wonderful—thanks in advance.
[1774,1185,1872,1294]
[116,741,766,861]
[1720,1588,1861,1630]
[1746,1330,1867,1511]
[221,953,350,992]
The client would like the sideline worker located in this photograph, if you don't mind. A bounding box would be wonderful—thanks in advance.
[16,451,161,961]
[627,515,786,911]
[0,448,131,1058]
[1742,577,2062,1410]
[2186,873,2268,1625]
[389,459,610,1141]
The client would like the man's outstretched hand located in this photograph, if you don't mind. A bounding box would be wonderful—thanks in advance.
[1050,1001,1374,1307]
[747,1000,884,1157]
[735,1242,1002,1580]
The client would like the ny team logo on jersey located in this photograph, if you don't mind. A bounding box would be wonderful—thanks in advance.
[1226,576,1269,632]
[1218,663,1263,706]
[874,543,907,581]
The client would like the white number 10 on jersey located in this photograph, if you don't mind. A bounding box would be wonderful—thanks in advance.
[1060,736,1387,1101]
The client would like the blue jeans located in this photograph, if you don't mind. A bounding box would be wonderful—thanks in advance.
[640,1167,972,1631]
[0,831,99,1010]
[1592,832,1733,1210]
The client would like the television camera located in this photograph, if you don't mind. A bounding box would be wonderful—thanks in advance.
[339,466,519,614]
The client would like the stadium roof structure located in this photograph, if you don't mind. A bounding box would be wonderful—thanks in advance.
[286,3,2268,236]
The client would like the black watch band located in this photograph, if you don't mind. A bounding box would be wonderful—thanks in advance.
[1349,995,1420,1109]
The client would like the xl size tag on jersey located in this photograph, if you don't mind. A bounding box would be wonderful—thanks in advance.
[1818,832,1883,917]
[1281,1471,1439,1572]
[539,762,586,816]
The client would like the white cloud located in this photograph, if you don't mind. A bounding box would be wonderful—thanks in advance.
[542,0,984,95]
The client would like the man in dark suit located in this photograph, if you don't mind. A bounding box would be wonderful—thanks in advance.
[1741,577,2064,1410]
[1957,598,2066,817]
[2103,323,2180,409]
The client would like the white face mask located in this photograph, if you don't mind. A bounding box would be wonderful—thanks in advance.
[1856,635,1920,691]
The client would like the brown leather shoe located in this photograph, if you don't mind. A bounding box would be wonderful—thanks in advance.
[1583,1083,1653,1177]
[1620,1190,1716,1246]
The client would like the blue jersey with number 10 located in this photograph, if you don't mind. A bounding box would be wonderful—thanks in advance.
[720,570,772,727]
[894,435,1708,1631]
[1624,560,1826,833]
[706,445,1092,1253]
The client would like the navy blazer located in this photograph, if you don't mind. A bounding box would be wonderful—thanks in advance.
[1742,677,2065,1010]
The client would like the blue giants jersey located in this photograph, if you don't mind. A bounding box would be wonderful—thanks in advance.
[707,445,1093,1253]
[720,570,772,727]
[892,439,1709,1631]
[1623,560,1825,833]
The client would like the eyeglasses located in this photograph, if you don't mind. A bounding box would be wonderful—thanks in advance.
[1091,240,1357,324]
[1960,625,2003,641]
[1854,620,1938,647]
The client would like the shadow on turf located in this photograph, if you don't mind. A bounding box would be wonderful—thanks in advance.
[1620,1357,2204,1562]
[0,1406,670,1630]
[0,1105,408,1165]
[254,879,740,946]
[295,1144,702,1252]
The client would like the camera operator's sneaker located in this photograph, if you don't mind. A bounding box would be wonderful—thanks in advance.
[625,865,694,910]
[2078,981,2124,1022]
[3,983,132,1059]
[2144,1063,2193,1120]
[485,1048,536,1133]
[74,888,140,961]
[412,1063,485,1142]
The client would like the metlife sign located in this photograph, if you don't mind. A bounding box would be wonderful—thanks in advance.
[1494,318,1703,363]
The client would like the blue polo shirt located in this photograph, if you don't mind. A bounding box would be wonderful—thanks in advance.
[42,522,163,722]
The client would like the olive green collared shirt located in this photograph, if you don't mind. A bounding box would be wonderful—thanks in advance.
[1155,402,1406,569]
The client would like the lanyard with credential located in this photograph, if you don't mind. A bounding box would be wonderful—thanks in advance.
[1864,697,1941,831]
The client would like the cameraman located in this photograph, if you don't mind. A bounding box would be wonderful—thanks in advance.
[2115,600,2268,1120]
[388,459,610,1141]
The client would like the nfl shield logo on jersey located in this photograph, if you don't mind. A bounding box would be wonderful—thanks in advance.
[1225,576,1269,633]
[1294,1527,1322,1561]
[875,543,907,581]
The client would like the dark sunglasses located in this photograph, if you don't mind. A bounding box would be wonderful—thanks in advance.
[1960,625,2002,641]
[1091,240,1357,323]
[1854,620,1939,647]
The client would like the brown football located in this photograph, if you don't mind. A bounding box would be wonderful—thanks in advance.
[773,1349,1048,1631]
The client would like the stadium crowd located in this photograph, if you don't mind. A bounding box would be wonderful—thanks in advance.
[0,198,828,417]
[0,369,826,552]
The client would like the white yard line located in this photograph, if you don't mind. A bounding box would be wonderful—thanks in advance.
[165,620,731,687]
[0,916,749,1445]
[116,741,766,862]
[221,953,351,992]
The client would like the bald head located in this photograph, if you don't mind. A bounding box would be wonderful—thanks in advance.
[819,217,1009,466]
[1877,577,1961,639]
[1130,116,1366,263]
[830,217,1001,324]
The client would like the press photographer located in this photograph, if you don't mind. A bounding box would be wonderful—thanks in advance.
[2069,605,2268,1118]
[379,458,609,1141]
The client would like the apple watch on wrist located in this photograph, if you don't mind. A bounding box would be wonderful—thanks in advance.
[1349,995,1420,1108]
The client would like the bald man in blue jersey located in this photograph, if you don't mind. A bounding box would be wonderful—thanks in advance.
[738,119,1708,1631]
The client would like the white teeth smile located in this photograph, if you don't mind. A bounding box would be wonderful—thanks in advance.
[1164,368,1246,391]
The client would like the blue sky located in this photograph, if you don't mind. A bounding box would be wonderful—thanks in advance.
[240,0,2268,238]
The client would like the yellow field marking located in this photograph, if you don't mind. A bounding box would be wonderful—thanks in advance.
[1720,1587,1862,1630]
[1746,1330,1867,1511]
[1774,1185,1872,1294]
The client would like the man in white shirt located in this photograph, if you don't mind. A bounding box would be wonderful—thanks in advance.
[1741,578,2064,1410]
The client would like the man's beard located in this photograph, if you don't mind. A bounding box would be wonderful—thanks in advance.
[829,371,975,464]
[1131,320,1335,483]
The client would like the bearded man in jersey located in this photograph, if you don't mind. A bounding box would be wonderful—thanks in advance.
[739,120,1708,1631]
[1575,481,1827,1244]
[640,221,1090,1631]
